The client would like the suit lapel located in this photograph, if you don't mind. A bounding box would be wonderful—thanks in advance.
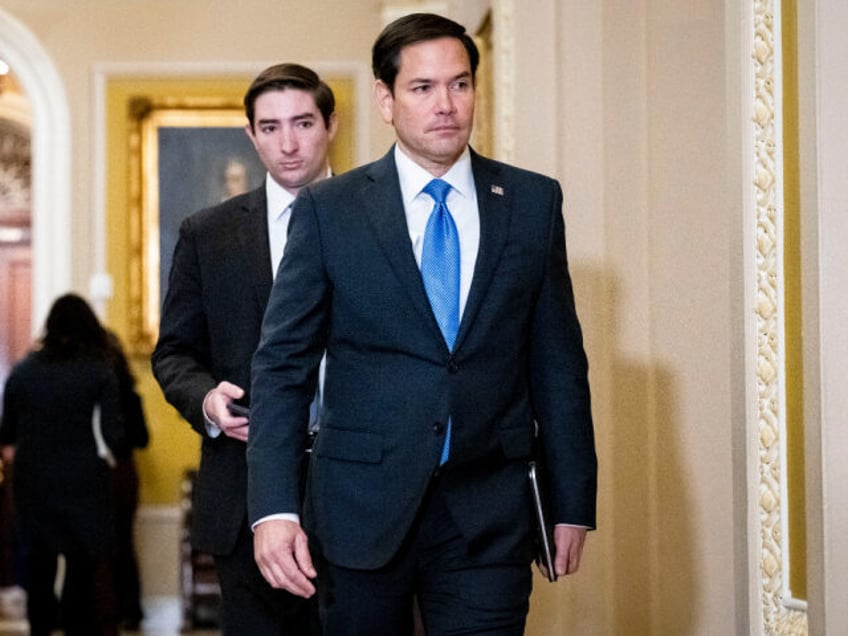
[454,152,511,350]
[234,187,273,309]
[363,150,445,343]
[361,149,515,351]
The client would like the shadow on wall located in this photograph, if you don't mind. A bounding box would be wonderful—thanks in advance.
[601,270,699,635]
[525,266,699,635]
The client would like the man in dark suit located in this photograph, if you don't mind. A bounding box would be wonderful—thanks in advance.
[248,13,597,635]
[151,63,336,635]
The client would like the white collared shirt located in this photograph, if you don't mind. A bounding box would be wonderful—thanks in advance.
[266,167,333,278]
[266,174,296,279]
[394,145,480,318]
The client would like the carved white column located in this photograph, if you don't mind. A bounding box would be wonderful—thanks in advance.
[491,0,514,162]
[749,0,807,632]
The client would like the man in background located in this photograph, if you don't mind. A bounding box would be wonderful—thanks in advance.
[152,63,336,634]
[248,13,597,635]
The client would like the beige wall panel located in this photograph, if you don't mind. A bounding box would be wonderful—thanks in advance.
[520,1,745,634]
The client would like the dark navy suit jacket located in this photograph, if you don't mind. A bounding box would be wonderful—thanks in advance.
[248,148,596,570]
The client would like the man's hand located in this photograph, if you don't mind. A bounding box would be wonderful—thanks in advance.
[203,381,249,441]
[553,525,587,577]
[254,519,317,598]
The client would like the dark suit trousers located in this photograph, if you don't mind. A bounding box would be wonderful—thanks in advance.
[316,476,532,636]
[111,457,143,623]
[213,519,319,635]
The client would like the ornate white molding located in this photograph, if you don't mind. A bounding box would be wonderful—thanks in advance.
[751,0,807,632]
[490,0,514,163]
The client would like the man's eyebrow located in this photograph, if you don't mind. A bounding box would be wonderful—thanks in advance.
[408,70,472,84]
[255,112,316,126]
[256,117,281,126]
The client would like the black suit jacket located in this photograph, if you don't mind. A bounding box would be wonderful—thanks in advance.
[152,186,272,555]
[248,148,596,570]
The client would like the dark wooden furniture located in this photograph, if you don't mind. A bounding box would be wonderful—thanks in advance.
[179,470,221,631]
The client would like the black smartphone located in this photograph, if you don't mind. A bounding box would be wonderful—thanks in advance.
[226,402,250,418]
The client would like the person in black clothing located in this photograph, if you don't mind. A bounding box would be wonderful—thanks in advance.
[152,63,335,634]
[0,293,126,636]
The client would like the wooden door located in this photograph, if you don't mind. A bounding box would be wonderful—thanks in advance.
[0,243,32,386]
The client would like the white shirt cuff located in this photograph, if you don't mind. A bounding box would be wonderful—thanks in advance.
[202,390,222,438]
[251,513,300,532]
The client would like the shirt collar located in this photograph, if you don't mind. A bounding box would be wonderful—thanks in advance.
[394,145,474,205]
[264,166,333,221]
[265,173,296,223]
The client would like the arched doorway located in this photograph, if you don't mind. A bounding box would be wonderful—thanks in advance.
[0,9,72,621]
[0,7,72,331]
[0,82,31,385]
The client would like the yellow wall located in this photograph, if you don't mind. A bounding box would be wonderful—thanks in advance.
[107,78,251,505]
[781,0,807,601]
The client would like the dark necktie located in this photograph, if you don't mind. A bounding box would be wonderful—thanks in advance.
[420,178,459,464]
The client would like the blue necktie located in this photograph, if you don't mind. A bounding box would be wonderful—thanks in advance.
[421,178,459,464]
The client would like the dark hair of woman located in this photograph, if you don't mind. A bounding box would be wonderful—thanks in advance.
[40,293,110,359]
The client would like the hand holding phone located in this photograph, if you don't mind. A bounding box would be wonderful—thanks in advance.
[226,402,250,419]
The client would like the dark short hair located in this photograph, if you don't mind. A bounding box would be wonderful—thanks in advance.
[371,13,480,93]
[244,63,335,129]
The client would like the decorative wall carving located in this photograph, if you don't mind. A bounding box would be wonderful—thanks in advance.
[752,0,807,632]
[491,0,514,162]
[0,120,30,217]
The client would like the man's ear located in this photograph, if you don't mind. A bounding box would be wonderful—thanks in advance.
[326,111,339,141]
[244,123,258,149]
[374,80,394,125]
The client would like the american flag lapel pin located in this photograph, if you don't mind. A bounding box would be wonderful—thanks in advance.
[491,184,504,196]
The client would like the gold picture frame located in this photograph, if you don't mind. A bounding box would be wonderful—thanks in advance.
[126,96,260,353]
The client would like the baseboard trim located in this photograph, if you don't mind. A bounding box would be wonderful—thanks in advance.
[136,504,182,598]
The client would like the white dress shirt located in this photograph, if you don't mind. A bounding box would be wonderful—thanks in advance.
[394,145,480,317]
[266,174,296,279]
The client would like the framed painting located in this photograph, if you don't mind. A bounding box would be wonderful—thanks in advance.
[126,96,265,352]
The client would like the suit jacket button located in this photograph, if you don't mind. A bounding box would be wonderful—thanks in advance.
[447,357,459,373]
[433,422,444,434]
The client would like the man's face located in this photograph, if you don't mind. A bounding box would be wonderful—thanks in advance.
[245,88,337,194]
[376,37,475,175]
